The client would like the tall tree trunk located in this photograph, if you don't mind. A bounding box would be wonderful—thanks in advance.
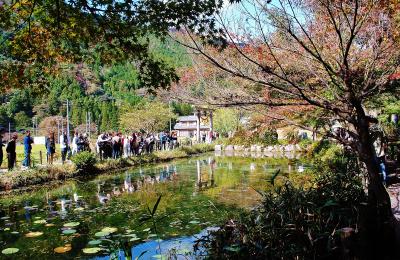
[354,103,398,259]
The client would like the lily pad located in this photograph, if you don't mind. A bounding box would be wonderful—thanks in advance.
[82,247,102,254]
[0,216,10,220]
[34,219,47,224]
[143,228,151,232]
[45,223,55,227]
[25,231,43,238]
[94,231,110,237]
[188,220,200,224]
[2,248,19,255]
[11,231,19,235]
[62,229,77,235]
[176,248,191,255]
[54,246,72,253]
[129,237,141,242]
[64,222,80,228]
[152,254,167,260]
[101,227,117,233]
[224,245,241,252]
[88,240,102,246]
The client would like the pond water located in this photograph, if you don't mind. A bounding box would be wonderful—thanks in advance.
[0,153,308,259]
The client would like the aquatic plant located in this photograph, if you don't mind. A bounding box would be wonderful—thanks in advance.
[202,151,367,259]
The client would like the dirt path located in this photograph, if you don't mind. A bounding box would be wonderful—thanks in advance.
[388,184,400,220]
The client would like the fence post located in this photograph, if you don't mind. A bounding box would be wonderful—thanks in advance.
[40,151,43,165]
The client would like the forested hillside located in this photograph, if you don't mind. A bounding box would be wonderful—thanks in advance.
[0,36,193,133]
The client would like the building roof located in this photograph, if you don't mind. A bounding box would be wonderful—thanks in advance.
[174,123,209,130]
[177,115,197,122]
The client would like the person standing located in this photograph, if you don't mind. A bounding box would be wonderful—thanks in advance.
[6,134,17,171]
[46,132,56,164]
[60,131,68,164]
[22,130,34,168]
[71,132,78,155]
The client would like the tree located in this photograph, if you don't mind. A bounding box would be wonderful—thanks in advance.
[213,108,241,136]
[14,111,31,130]
[120,101,176,133]
[177,0,400,253]
[0,0,227,93]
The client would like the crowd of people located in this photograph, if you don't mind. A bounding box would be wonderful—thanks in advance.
[0,129,185,170]
[96,131,178,160]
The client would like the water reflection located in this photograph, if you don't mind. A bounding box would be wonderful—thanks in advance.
[0,154,310,259]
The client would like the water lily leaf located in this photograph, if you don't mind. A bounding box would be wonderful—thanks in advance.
[34,219,47,224]
[64,222,80,228]
[88,240,102,246]
[74,207,84,211]
[0,216,10,220]
[224,245,241,252]
[62,229,76,235]
[189,220,200,224]
[2,248,19,254]
[148,234,157,238]
[4,228,10,231]
[45,223,55,227]
[95,231,110,237]
[25,232,43,238]
[101,227,117,233]
[143,228,151,232]
[11,231,19,235]
[129,237,141,242]
[54,246,72,253]
[82,247,102,254]
[152,254,167,260]
[176,248,191,255]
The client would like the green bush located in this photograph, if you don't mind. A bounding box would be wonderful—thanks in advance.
[262,129,279,145]
[227,128,279,146]
[71,151,97,172]
[179,143,214,155]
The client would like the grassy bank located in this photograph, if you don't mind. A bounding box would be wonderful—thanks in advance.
[0,143,214,191]
[0,144,61,169]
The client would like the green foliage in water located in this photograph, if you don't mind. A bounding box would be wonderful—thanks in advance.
[204,149,366,259]
[71,152,97,172]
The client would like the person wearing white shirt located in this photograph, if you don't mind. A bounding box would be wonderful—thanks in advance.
[59,132,69,164]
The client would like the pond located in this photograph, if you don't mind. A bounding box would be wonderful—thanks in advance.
[0,153,308,259]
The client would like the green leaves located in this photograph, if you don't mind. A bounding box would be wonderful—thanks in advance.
[2,248,19,255]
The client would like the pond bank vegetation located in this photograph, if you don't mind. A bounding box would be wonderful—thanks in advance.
[200,142,390,259]
[0,144,214,192]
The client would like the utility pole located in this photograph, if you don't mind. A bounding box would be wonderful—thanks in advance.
[57,119,60,144]
[32,117,35,137]
[85,111,88,134]
[66,100,70,144]
[169,100,172,132]
[88,112,91,140]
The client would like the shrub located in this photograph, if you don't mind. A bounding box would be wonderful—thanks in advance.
[262,129,279,145]
[71,151,97,172]
[202,151,366,259]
